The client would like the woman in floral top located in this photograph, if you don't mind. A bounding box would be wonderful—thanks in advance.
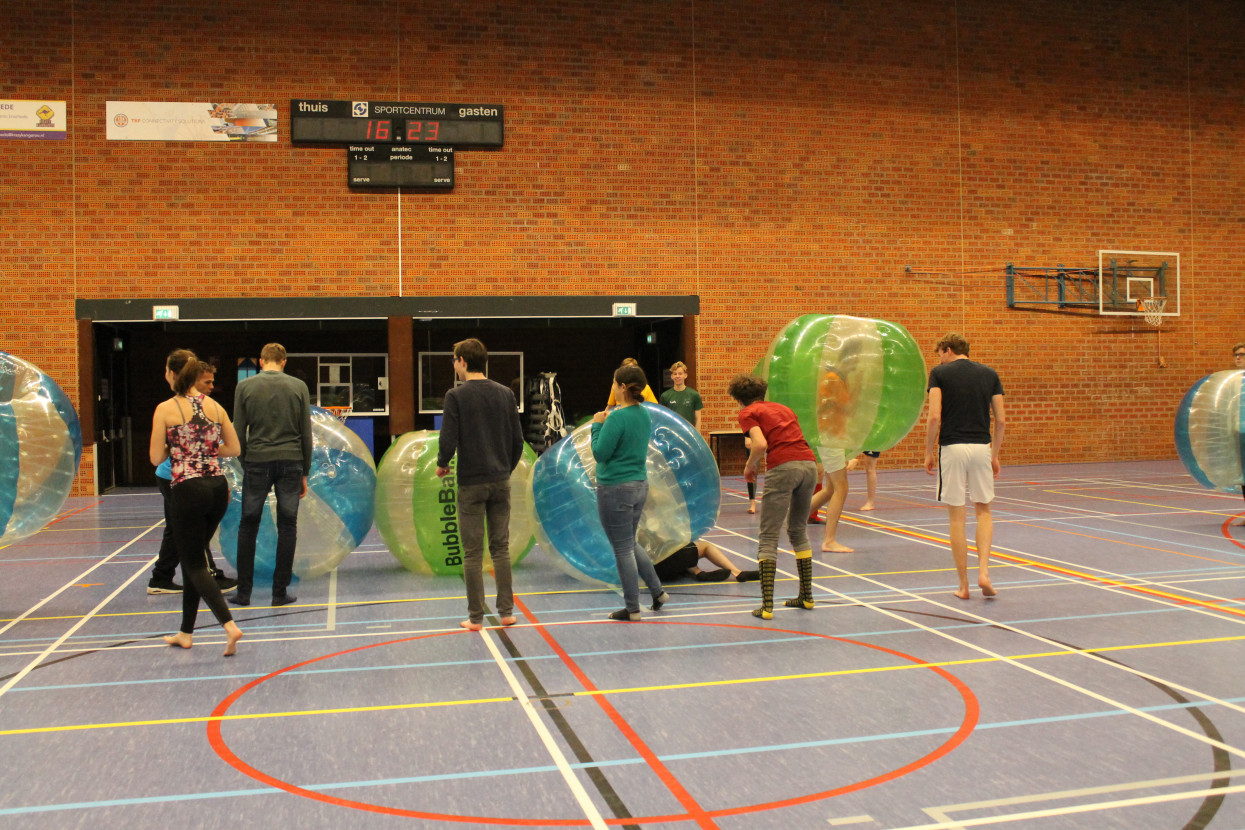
[149,350,244,656]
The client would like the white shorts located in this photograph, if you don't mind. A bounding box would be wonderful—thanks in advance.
[936,444,994,507]
[816,447,847,474]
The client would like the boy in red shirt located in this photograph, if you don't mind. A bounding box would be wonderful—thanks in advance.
[729,374,819,618]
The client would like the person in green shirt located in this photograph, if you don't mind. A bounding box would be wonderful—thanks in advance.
[659,361,703,432]
[592,363,668,621]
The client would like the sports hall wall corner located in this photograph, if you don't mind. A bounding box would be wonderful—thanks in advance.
[2,0,1241,497]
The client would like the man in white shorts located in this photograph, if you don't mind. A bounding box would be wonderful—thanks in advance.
[924,333,1006,599]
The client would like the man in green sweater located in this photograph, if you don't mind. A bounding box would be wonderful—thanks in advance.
[231,343,312,607]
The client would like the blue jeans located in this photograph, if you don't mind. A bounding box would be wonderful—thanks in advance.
[459,479,514,624]
[596,480,663,613]
[236,459,303,596]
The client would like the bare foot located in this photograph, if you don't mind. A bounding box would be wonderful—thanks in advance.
[821,541,854,553]
[499,616,517,627]
[460,620,482,631]
[223,623,243,657]
[747,504,756,514]
[1234,518,1245,527]
[979,580,997,598]
[860,502,875,511]
[953,587,970,600]
[163,632,193,649]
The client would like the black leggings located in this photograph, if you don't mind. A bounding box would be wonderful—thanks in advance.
[169,476,233,634]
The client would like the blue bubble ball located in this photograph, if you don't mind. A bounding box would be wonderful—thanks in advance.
[531,402,720,588]
[215,406,376,582]
[0,353,83,546]
[1175,370,1245,492]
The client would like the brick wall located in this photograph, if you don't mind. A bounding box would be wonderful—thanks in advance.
[1,0,1241,495]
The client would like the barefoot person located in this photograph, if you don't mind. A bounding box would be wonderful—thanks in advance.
[807,449,852,552]
[435,338,525,631]
[849,452,880,510]
[923,334,1005,600]
[150,350,244,656]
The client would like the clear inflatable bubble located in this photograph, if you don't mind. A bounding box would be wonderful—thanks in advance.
[756,314,926,456]
[531,403,720,588]
[374,430,537,575]
[0,353,82,546]
[1175,370,1245,492]
[215,407,376,581]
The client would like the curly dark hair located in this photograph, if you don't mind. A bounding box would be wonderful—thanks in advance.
[728,374,767,406]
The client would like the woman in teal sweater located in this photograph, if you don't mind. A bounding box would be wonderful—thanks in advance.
[591,364,669,621]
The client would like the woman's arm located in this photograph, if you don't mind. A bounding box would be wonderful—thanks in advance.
[149,406,169,466]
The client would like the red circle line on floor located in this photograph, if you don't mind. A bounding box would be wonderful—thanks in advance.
[208,621,979,825]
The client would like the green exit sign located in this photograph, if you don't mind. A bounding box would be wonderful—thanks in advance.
[153,305,179,321]
[612,302,636,317]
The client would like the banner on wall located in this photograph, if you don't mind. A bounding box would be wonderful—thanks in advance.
[106,102,278,142]
[0,100,67,140]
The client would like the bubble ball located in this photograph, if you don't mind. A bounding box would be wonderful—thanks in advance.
[756,314,926,456]
[374,430,538,575]
[0,353,82,546]
[1175,370,1245,492]
[215,406,376,582]
[531,402,720,588]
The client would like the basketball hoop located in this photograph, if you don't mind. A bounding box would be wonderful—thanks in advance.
[1139,297,1167,327]
[324,406,352,424]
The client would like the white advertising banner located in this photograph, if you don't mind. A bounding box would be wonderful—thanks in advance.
[106,102,278,142]
[0,100,67,140]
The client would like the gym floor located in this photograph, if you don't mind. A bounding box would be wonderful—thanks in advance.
[2,460,1243,829]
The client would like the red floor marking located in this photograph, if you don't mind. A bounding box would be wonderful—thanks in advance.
[45,501,103,526]
[1221,515,1245,552]
[515,597,718,829]
[208,617,978,825]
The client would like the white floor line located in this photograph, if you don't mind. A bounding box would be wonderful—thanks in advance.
[915,767,1245,828]
[714,523,1245,761]
[325,568,338,631]
[909,783,1245,829]
[476,626,610,830]
[0,520,162,640]
[0,523,162,699]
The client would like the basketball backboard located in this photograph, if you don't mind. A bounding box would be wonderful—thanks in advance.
[1098,250,1179,317]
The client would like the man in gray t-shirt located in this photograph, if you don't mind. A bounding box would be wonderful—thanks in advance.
[231,342,312,607]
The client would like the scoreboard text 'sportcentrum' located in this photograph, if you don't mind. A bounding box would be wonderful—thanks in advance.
[291,100,503,147]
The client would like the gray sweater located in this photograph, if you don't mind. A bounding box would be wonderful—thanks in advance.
[233,370,313,470]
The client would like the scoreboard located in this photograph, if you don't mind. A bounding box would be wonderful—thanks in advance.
[348,145,454,189]
[292,100,501,188]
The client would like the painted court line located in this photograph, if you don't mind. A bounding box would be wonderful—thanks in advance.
[718,523,1245,762]
[474,626,610,830]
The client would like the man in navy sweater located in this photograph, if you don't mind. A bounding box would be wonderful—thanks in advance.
[436,338,525,631]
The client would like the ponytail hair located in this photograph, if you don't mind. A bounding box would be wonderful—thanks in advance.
[173,356,211,396]
[614,364,647,404]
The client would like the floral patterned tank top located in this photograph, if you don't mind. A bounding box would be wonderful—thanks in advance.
[165,394,223,486]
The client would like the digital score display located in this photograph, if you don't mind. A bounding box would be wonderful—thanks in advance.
[292,99,503,147]
[348,145,454,189]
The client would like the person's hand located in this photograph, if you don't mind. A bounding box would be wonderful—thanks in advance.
[435,466,449,478]
[743,464,757,483]
[923,453,936,475]
[991,456,1001,478]
[592,410,608,424]
[300,476,309,498]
